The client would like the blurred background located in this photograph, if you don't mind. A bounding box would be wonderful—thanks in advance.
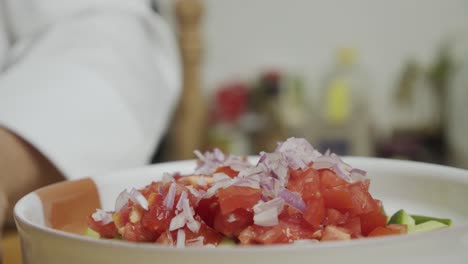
[158,0,468,169]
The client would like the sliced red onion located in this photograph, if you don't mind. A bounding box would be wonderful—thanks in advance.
[350,168,367,182]
[91,209,113,224]
[162,172,175,184]
[257,152,267,164]
[194,148,228,175]
[213,148,225,162]
[163,183,177,209]
[253,207,279,227]
[275,137,320,170]
[213,172,231,182]
[331,153,352,171]
[278,189,307,213]
[252,197,284,227]
[176,190,188,211]
[232,178,260,189]
[205,179,234,198]
[332,163,352,182]
[169,213,186,231]
[260,152,289,183]
[186,186,203,199]
[311,155,337,170]
[186,219,201,233]
[115,190,132,211]
[238,166,265,178]
[254,197,285,214]
[129,188,149,211]
[196,177,207,186]
[194,150,205,161]
[176,229,186,248]
[182,198,195,223]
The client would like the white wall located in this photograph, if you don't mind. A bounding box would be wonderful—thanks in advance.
[160,0,468,132]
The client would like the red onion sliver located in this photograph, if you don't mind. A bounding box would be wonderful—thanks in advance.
[130,188,149,210]
[91,209,113,224]
[182,198,195,223]
[163,183,177,209]
[278,189,307,213]
[253,207,279,227]
[213,173,231,182]
[176,190,188,211]
[187,219,201,233]
[115,190,132,211]
[350,168,367,182]
[311,155,337,170]
[169,213,186,231]
[176,229,186,248]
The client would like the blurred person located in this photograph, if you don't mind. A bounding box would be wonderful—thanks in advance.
[0,0,181,248]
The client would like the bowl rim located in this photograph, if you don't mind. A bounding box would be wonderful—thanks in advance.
[14,157,468,253]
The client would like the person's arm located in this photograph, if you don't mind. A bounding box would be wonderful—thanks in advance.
[0,0,181,224]
[0,127,63,223]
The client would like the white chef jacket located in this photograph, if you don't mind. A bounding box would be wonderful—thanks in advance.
[0,0,181,179]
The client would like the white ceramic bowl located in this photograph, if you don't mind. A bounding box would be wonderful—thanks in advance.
[14,157,468,264]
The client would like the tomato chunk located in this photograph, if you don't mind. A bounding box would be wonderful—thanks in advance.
[214,208,253,237]
[322,186,353,209]
[360,211,387,236]
[349,182,378,215]
[367,225,406,237]
[218,186,262,215]
[323,208,348,226]
[319,169,347,189]
[195,196,219,227]
[87,216,118,239]
[321,226,351,241]
[303,197,325,228]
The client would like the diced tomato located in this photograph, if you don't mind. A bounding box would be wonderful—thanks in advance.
[87,216,118,238]
[319,169,347,189]
[140,181,163,198]
[238,217,317,245]
[288,168,321,200]
[279,217,316,241]
[215,166,239,178]
[301,169,321,200]
[184,219,224,246]
[122,222,157,242]
[323,208,348,226]
[367,225,405,237]
[387,224,408,234]
[113,203,132,229]
[195,196,219,227]
[303,197,325,228]
[287,169,305,193]
[214,208,253,237]
[342,216,362,237]
[349,182,378,215]
[217,186,262,215]
[360,211,387,236]
[238,226,257,245]
[141,194,174,235]
[322,186,354,209]
[321,225,351,241]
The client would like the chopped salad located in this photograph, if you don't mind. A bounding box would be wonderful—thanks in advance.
[87,138,451,247]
